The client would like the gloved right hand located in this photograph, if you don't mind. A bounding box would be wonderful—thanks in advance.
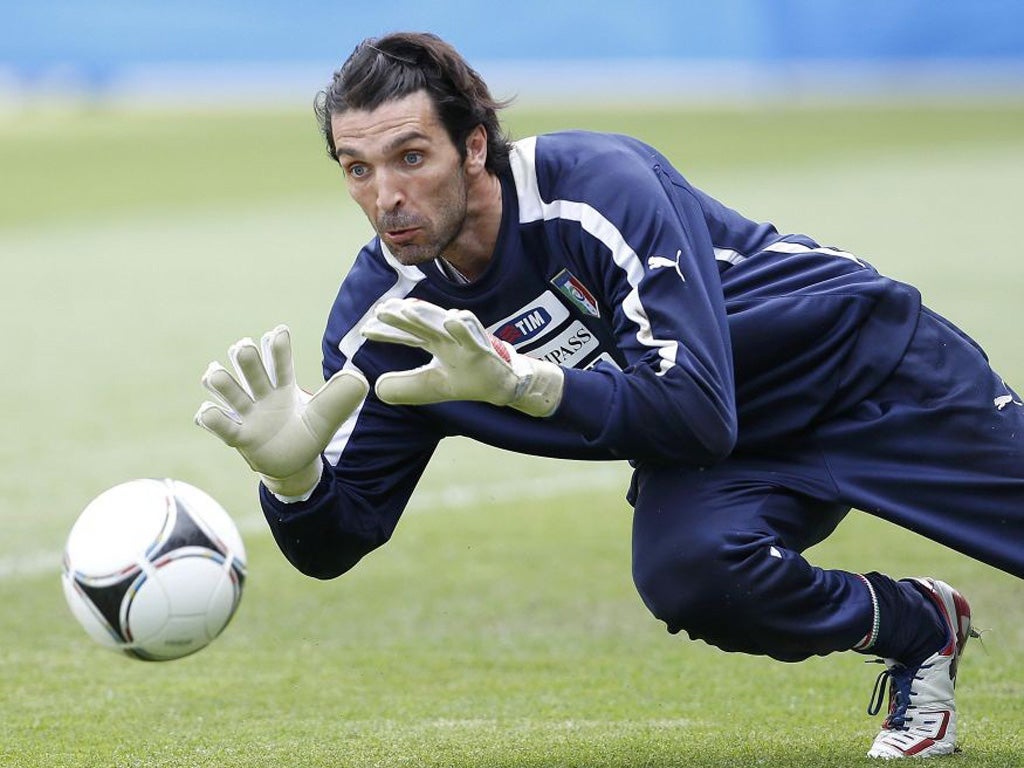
[195,325,368,499]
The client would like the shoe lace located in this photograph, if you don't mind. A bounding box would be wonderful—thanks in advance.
[866,659,923,730]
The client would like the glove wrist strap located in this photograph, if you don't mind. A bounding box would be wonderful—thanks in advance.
[509,358,565,418]
[261,458,324,502]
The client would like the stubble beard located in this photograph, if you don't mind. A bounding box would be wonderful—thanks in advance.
[378,176,469,267]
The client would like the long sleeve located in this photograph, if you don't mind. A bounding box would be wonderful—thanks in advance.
[259,391,439,579]
[509,134,739,465]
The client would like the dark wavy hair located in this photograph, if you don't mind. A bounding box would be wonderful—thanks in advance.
[315,32,513,174]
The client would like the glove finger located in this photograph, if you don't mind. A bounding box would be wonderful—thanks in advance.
[375,299,450,346]
[201,362,253,415]
[443,310,493,352]
[375,296,446,320]
[194,401,243,446]
[261,325,295,388]
[444,312,514,366]
[229,337,274,399]
[400,297,453,327]
[304,369,370,442]
[361,317,430,349]
[375,365,449,405]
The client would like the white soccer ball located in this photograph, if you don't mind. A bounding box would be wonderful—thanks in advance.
[61,478,247,661]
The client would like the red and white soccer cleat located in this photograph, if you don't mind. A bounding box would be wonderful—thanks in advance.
[866,578,979,759]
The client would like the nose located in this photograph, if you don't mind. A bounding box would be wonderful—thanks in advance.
[375,168,404,213]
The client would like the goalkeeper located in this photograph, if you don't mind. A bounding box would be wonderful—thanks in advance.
[196,32,1024,760]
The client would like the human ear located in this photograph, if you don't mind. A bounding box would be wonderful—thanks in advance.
[464,124,488,172]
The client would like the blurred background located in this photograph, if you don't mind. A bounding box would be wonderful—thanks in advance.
[4,0,1024,108]
[2,5,1024,766]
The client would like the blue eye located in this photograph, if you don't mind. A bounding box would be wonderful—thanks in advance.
[404,151,423,165]
[348,164,368,178]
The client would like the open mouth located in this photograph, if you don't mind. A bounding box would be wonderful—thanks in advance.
[385,227,420,245]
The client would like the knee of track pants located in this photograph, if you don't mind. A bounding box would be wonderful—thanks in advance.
[632,526,784,651]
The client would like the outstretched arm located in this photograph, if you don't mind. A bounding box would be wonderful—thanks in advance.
[197,324,439,579]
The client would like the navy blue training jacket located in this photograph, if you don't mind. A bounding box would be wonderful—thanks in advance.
[260,130,921,579]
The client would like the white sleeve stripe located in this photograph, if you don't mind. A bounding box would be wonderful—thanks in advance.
[323,396,365,465]
[325,245,427,464]
[714,242,864,269]
[759,241,863,265]
[509,138,678,376]
[336,242,426,361]
[713,246,747,265]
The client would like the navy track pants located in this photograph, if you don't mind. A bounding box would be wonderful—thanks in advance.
[630,307,1024,661]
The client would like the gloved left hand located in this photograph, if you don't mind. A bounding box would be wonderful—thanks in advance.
[361,298,564,418]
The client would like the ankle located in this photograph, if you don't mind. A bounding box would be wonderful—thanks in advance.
[855,572,947,665]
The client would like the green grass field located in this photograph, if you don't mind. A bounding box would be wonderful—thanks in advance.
[2,100,1024,767]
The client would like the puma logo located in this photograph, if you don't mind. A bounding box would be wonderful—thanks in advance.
[994,394,1023,410]
[647,250,686,282]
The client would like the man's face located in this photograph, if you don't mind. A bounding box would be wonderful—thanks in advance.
[331,90,469,266]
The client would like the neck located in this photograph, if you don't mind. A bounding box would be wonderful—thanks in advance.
[441,172,502,282]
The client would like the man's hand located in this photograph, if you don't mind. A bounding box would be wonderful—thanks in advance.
[361,298,564,417]
[195,325,368,499]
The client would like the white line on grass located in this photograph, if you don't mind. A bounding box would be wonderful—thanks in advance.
[0,467,630,583]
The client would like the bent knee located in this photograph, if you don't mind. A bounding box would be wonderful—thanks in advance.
[632,529,778,634]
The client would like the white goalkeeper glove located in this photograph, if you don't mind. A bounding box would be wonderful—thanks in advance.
[360,298,564,417]
[195,325,368,499]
